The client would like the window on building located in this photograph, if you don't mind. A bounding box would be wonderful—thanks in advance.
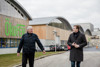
[61,40,67,45]
[48,19,67,30]
[2,38,7,48]
[6,38,10,47]
[15,39,18,47]
[0,38,1,48]
[0,38,21,48]
[11,39,15,47]
[17,39,21,47]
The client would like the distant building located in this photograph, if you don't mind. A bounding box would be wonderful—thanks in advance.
[92,28,100,37]
[72,23,94,32]
[94,28,100,32]
[29,17,72,48]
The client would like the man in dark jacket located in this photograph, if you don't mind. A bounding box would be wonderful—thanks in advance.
[67,25,87,67]
[17,26,45,67]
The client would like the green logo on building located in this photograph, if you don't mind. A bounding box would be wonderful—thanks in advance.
[5,18,25,37]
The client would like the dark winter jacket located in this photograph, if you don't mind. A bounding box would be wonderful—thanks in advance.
[17,33,44,53]
[67,31,87,61]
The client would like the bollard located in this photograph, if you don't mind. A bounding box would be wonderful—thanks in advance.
[96,45,98,49]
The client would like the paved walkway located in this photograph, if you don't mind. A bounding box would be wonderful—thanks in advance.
[34,51,100,67]
[18,47,100,67]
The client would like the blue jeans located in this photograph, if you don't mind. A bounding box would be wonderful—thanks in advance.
[71,61,81,67]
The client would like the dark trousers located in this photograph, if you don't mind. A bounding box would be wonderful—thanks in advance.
[71,61,81,67]
[22,52,35,67]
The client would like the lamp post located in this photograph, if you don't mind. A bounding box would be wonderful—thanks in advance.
[53,30,57,52]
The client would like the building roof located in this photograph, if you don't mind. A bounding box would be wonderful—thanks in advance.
[72,23,94,32]
[72,23,93,25]
[29,16,72,30]
[85,29,92,36]
[6,0,32,20]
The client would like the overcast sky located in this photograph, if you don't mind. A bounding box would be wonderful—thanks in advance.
[17,0,100,28]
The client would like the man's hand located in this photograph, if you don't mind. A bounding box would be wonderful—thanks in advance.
[17,53,20,56]
[72,42,75,46]
[43,50,46,54]
[74,44,80,48]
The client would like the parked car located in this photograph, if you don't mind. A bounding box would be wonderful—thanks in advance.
[49,45,60,51]
[36,45,50,52]
[44,45,50,51]
[59,45,68,51]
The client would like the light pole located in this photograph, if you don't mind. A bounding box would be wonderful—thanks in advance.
[53,30,57,52]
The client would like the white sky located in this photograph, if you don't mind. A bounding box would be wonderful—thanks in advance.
[17,0,100,28]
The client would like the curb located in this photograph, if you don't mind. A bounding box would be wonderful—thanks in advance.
[13,51,66,67]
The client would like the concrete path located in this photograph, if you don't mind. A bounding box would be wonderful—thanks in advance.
[18,47,100,67]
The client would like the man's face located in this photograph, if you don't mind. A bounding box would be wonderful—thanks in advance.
[73,26,78,33]
[27,28,33,33]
